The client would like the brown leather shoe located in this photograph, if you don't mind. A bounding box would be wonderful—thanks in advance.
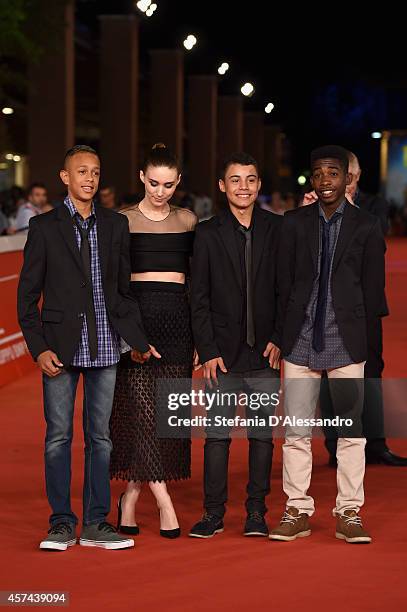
[335,510,372,543]
[269,507,311,541]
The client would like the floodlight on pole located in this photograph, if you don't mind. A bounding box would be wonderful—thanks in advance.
[241,82,254,97]
[136,0,151,12]
[183,34,197,51]
[146,3,157,16]
[217,62,229,75]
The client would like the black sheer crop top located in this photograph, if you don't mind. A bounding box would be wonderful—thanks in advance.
[121,204,198,274]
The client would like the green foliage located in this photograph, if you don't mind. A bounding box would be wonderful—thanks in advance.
[0,0,71,98]
[0,1,29,57]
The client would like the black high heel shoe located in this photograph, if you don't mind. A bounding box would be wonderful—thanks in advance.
[158,508,180,539]
[117,492,140,535]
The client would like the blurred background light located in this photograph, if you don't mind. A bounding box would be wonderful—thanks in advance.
[241,82,254,97]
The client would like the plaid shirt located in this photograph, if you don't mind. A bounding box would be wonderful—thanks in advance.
[285,200,353,369]
[64,197,120,367]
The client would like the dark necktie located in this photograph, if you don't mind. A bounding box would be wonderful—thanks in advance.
[238,225,255,347]
[312,213,340,353]
[74,214,98,361]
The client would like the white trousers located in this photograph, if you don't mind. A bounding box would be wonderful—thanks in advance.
[282,361,366,516]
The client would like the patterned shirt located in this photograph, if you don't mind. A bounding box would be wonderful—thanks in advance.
[285,200,353,369]
[65,197,120,367]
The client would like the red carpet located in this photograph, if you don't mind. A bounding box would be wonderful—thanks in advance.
[1,239,407,611]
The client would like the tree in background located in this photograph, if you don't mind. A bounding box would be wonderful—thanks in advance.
[0,0,69,151]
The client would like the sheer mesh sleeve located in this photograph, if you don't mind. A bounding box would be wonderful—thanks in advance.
[121,204,198,233]
[121,204,197,274]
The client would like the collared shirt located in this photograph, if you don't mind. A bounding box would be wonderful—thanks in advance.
[228,207,269,373]
[64,196,120,367]
[286,200,353,369]
[14,202,40,232]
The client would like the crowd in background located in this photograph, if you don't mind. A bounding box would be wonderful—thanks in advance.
[1,180,406,237]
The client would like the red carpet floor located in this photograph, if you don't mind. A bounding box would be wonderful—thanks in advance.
[1,239,407,611]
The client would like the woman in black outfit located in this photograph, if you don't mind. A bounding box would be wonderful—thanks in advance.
[110,144,197,538]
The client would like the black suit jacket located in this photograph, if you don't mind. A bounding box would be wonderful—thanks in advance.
[17,203,149,365]
[191,207,282,368]
[275,201,388,363]
[356,189,389,236]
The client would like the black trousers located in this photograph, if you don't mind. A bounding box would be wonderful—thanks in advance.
[203,368,279,518]
[322,318,386,456]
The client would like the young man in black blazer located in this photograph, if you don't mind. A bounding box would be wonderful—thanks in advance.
[18,145,158,551]
[322,152,406,466]
[270,145,386,544]
[303,151,405,466]
[189,152,281,538]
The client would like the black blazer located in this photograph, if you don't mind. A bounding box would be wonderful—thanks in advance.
[275,201,388,363]
[191,207,282,368]
[17,203,149,365]
[356,190,389,236]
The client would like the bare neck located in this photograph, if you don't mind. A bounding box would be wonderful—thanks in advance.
[139,197,170,220]
[320,199,344,220]
[69,194,93,219]
[229,203,254,228]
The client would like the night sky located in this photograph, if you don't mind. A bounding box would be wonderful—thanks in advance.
[77,1,407,192]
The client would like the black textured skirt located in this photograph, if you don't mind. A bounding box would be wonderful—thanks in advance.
[110,282,193,483]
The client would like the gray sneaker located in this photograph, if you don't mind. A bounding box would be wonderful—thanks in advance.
[79,521,135,550]
[40,522,76,551]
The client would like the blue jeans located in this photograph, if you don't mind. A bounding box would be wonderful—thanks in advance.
[42,365,117,526]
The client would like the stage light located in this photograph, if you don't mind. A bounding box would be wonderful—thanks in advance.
[371,131,382,139]
[183,34,197,51]
[297,175,307,185]
[146,3,157,16]
[241,82,254,97]
[265,102,274,114]
[217,62,229,75]
[136,0,151,12]
[5,153,14,160]
[2,107,14,115]
[13,155,21,162]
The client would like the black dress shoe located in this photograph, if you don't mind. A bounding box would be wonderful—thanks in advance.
[244,511,269,537]
[366,449,407,466]
[117,493,140,535]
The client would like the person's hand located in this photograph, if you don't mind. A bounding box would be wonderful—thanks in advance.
[203,357,227,388]
[263,342,281,370]
[130,344,161,363]
[345,188,355,205]
[193,349,202,371]
[301,191,318,206]
[37,350,64,377]
[130,350,145,363]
